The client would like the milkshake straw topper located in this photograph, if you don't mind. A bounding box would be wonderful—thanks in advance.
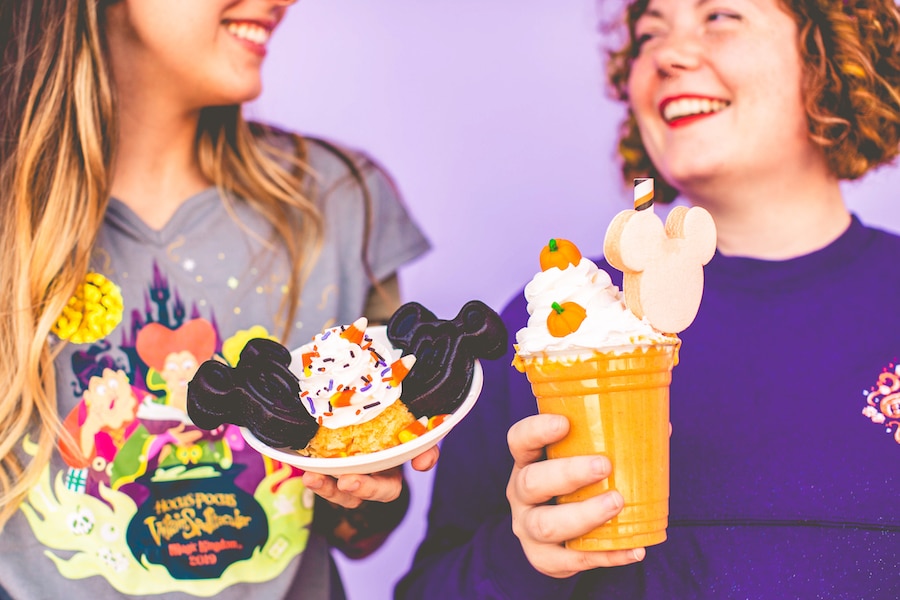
[604,178,717,334]
[633,177,654,211]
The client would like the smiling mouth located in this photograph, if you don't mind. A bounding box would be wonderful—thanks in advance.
[662,97,730,125]
[225,21,272,46]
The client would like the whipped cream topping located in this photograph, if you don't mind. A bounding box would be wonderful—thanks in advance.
[294,319,414,429]
[516,257,670,355]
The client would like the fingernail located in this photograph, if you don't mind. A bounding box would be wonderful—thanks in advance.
[612,491,624,509]
[342,479,360,492]
[590,457,608,476]
[601,491,623,511]
[552,415,567,432]
[631,548,646,561]
[305,476,322,490]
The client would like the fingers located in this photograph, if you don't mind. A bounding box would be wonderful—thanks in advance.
[508,414,569,467]
[524,543,646,579]
[509,483,643,579]
[337,466,403,503]
[517,490,623,544]
[409,445,440,472]
[302,467,404,508]
[302,472,361,507]
[511,455,613,506]
[505,413,644,578]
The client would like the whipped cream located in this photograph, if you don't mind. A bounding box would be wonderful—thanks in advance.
[294,319,415,429]
[516,257,670,355]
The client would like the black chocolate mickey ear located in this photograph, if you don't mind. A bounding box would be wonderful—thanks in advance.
[238,337,292,365]
[187,338,319,450]
[386,302,437,345]
[387,300,508,419]
[186,361,238,431]
[455,300,508,360]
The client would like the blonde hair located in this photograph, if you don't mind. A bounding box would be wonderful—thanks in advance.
[0,0,327,528]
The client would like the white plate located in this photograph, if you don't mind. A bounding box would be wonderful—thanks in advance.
[241,358,483,476]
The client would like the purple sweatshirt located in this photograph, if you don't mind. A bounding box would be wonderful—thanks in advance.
[397,216,900,599]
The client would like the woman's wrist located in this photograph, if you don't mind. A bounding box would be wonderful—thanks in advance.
[312,475,411,558]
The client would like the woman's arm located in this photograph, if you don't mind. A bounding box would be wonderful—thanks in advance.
[361,273,401,325]
[310,469,410,559]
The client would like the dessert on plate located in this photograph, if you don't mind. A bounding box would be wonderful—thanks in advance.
[187,300,507,458]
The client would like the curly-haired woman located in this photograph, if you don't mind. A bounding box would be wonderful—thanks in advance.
[398,1,900,598]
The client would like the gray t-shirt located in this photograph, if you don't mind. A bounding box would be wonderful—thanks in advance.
[0,136,430,599]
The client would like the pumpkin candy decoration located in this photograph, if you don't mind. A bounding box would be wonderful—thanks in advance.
[539,238,582,271]
[547,301,587,337]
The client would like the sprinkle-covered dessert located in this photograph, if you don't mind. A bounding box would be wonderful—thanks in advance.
[187,301,509,459]
[296,318,419,457]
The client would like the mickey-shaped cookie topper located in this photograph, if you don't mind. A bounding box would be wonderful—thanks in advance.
[603,178,717,334]
[187,338,318,450]
[387,300,508,419]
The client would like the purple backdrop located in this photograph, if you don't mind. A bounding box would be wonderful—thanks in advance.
[249,1,900,598]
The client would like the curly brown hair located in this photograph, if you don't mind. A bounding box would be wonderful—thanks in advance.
[606,0,900,204]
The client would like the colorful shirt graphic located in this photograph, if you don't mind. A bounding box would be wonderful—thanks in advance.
[21,264,313,596]
[861,359,900,444]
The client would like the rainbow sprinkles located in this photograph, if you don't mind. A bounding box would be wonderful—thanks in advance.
[296,318,416,430]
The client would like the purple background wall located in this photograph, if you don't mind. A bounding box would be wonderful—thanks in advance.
[249,1,900,598]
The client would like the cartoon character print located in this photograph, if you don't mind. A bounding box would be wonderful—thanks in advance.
[604,205,717,334]
[136,320,217,413]
[862,361,900,444]
[20,262,314,596]
[108,318,236,497]
[59,354,148,497]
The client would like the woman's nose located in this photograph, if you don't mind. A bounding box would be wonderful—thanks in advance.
[651,32,703,76]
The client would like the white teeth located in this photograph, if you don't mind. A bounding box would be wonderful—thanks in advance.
[663,98,728,122]
[226,22,270,45]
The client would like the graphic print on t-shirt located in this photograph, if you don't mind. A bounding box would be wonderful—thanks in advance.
[861,358,900,444]
[20,263,313,596]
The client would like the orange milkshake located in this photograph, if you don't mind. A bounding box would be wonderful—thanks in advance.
[513,237,682,550]
[515,179,715,551]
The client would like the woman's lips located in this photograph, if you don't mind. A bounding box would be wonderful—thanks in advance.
[660,96,730,127]
[224,20,274,57]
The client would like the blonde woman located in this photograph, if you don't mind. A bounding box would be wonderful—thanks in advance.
[0,0,433,598]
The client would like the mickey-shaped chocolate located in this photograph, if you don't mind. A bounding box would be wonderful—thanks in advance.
[387,300,508,418]
[604,179,717,334]
[187,338,318,450]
